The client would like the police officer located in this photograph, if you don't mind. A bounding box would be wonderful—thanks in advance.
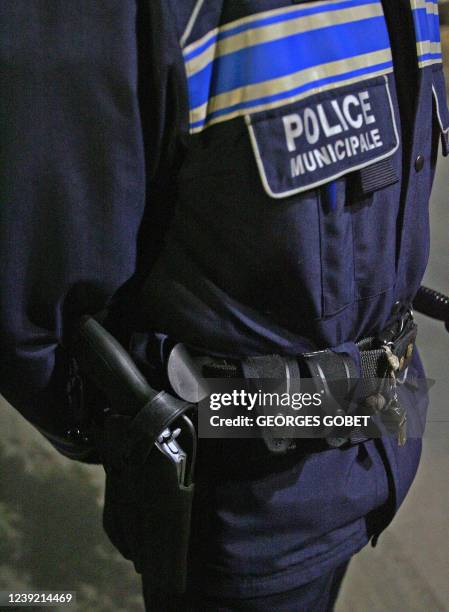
[1,1,448,610]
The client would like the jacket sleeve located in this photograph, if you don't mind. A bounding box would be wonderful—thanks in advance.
[0,1,150,458]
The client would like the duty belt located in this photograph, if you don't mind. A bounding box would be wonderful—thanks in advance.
[170,310,418,454]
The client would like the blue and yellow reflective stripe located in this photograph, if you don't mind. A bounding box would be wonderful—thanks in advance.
[410,0,442,68]
[184,0,383,78]
[183,0,393,133]
[183,0,377,60]
[190,52,393,133]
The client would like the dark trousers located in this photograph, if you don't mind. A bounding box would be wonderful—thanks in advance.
[142,561,349,612]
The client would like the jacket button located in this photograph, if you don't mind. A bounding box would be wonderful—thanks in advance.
[415,154,425,172]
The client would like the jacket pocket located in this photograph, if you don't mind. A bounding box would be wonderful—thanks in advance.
[246,75,401,315]
[349,159,402,301]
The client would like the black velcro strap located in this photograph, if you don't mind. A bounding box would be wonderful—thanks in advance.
[359,158,399,195]
[359,348,389,378]
[241,354,290,380]
[357,348,389,398]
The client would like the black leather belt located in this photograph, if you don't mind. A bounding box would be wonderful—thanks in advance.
[197,310,418,453]
[203,311,416,381]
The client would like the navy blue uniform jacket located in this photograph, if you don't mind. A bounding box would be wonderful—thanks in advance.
[1,0,448,599]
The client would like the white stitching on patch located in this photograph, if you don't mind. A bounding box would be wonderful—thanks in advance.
[246,75,400,200]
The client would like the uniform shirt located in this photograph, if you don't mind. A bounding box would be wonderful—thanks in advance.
[0,0,447,599]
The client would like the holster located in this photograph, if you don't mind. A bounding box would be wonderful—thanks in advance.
[101,414,194,594]
[72,317,196,594]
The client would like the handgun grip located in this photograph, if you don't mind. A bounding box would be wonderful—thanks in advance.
[73,316,158,415]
